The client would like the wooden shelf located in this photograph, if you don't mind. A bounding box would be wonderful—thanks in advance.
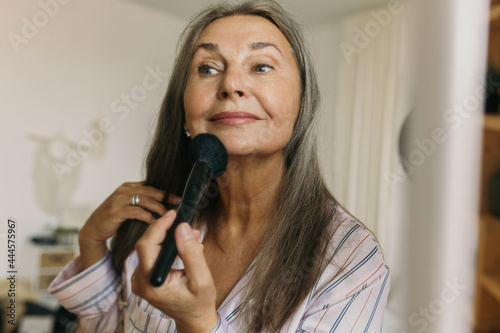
[480,213,500,233]
[481,273,500,304]
[475,5,500,331]
[475,214,500,332]
[492,3,500,25]
[484,115,500,133]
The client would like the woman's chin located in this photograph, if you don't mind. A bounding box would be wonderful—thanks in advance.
[191,131,283,159]
[224,146,260,158]
[211,135,257,154]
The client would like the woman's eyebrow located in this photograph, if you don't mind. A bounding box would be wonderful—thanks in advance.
[249,42,283,57]
[195,42,219,53]
[194,41,283,57]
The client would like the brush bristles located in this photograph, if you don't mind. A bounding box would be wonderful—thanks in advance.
[189,133,228,178]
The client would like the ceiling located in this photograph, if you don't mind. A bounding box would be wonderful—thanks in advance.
[127,0,387,23]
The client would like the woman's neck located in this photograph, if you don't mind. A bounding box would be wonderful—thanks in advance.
[215,153,285,240]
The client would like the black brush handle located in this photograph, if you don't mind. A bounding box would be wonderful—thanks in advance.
[149,162,211,286]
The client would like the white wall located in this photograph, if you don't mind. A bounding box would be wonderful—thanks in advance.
[0,0,185,280]
[307,19,343,197]
[404,0,489,332]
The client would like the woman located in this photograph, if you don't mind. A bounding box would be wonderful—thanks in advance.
[49,0,391,332]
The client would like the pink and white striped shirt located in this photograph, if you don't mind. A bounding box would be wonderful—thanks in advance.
[48,204,390,332]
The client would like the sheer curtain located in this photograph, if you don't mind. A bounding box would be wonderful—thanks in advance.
[317,6,412,330]
[325,6,411,264]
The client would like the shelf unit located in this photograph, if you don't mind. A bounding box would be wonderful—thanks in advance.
[474,115,500,332]
[475,4,500,328]
[490,0,500,70]
[25,242,76,308]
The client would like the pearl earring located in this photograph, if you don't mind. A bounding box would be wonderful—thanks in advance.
[185,130,191,137]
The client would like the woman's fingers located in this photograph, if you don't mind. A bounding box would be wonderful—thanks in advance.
[167,193,182,205]
[140,185,167,202]
[129,192,181,217]
[135,210,177,269]
[117,183,180,214]
[126,182,181,205]
[119,185,165,204]
[134,212,208,289]
[127,194,168,217]
[119,206,156,224]
[175,223,213,292]
[132,213,217,329]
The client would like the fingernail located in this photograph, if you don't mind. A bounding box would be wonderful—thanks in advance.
[178,223,194,241]
[165,210,175,217]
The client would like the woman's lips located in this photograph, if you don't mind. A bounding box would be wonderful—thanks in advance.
[210,111,261,125]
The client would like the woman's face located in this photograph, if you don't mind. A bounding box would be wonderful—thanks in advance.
[183,15,301,158]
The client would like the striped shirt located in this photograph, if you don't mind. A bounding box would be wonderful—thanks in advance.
[48,204,390,332]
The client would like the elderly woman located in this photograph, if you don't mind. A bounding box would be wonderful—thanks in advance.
[48,0,390,332]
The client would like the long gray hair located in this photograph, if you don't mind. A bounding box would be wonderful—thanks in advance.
[111,1,340,331]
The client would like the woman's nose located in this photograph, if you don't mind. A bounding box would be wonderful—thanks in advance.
[218,68,248,100]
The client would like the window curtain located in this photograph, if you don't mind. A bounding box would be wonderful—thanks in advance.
[318,6,413,331]
[325,5,411,263]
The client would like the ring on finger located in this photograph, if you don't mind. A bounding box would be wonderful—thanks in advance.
[131,194,140,206]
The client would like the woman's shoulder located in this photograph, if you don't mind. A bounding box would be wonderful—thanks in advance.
[300,203,391,327]
[322,203,389,281]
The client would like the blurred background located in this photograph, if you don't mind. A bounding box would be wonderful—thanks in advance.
[0,0,498,332]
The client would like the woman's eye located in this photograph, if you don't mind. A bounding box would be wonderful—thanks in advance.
[198,65,218,76]
[254,64,273,74]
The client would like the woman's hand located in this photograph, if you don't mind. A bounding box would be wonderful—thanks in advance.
[79,181,181,270]
[131,210,219,333]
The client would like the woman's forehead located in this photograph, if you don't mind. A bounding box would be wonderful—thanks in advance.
[193,15,294,62]
[195,15,290,51]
